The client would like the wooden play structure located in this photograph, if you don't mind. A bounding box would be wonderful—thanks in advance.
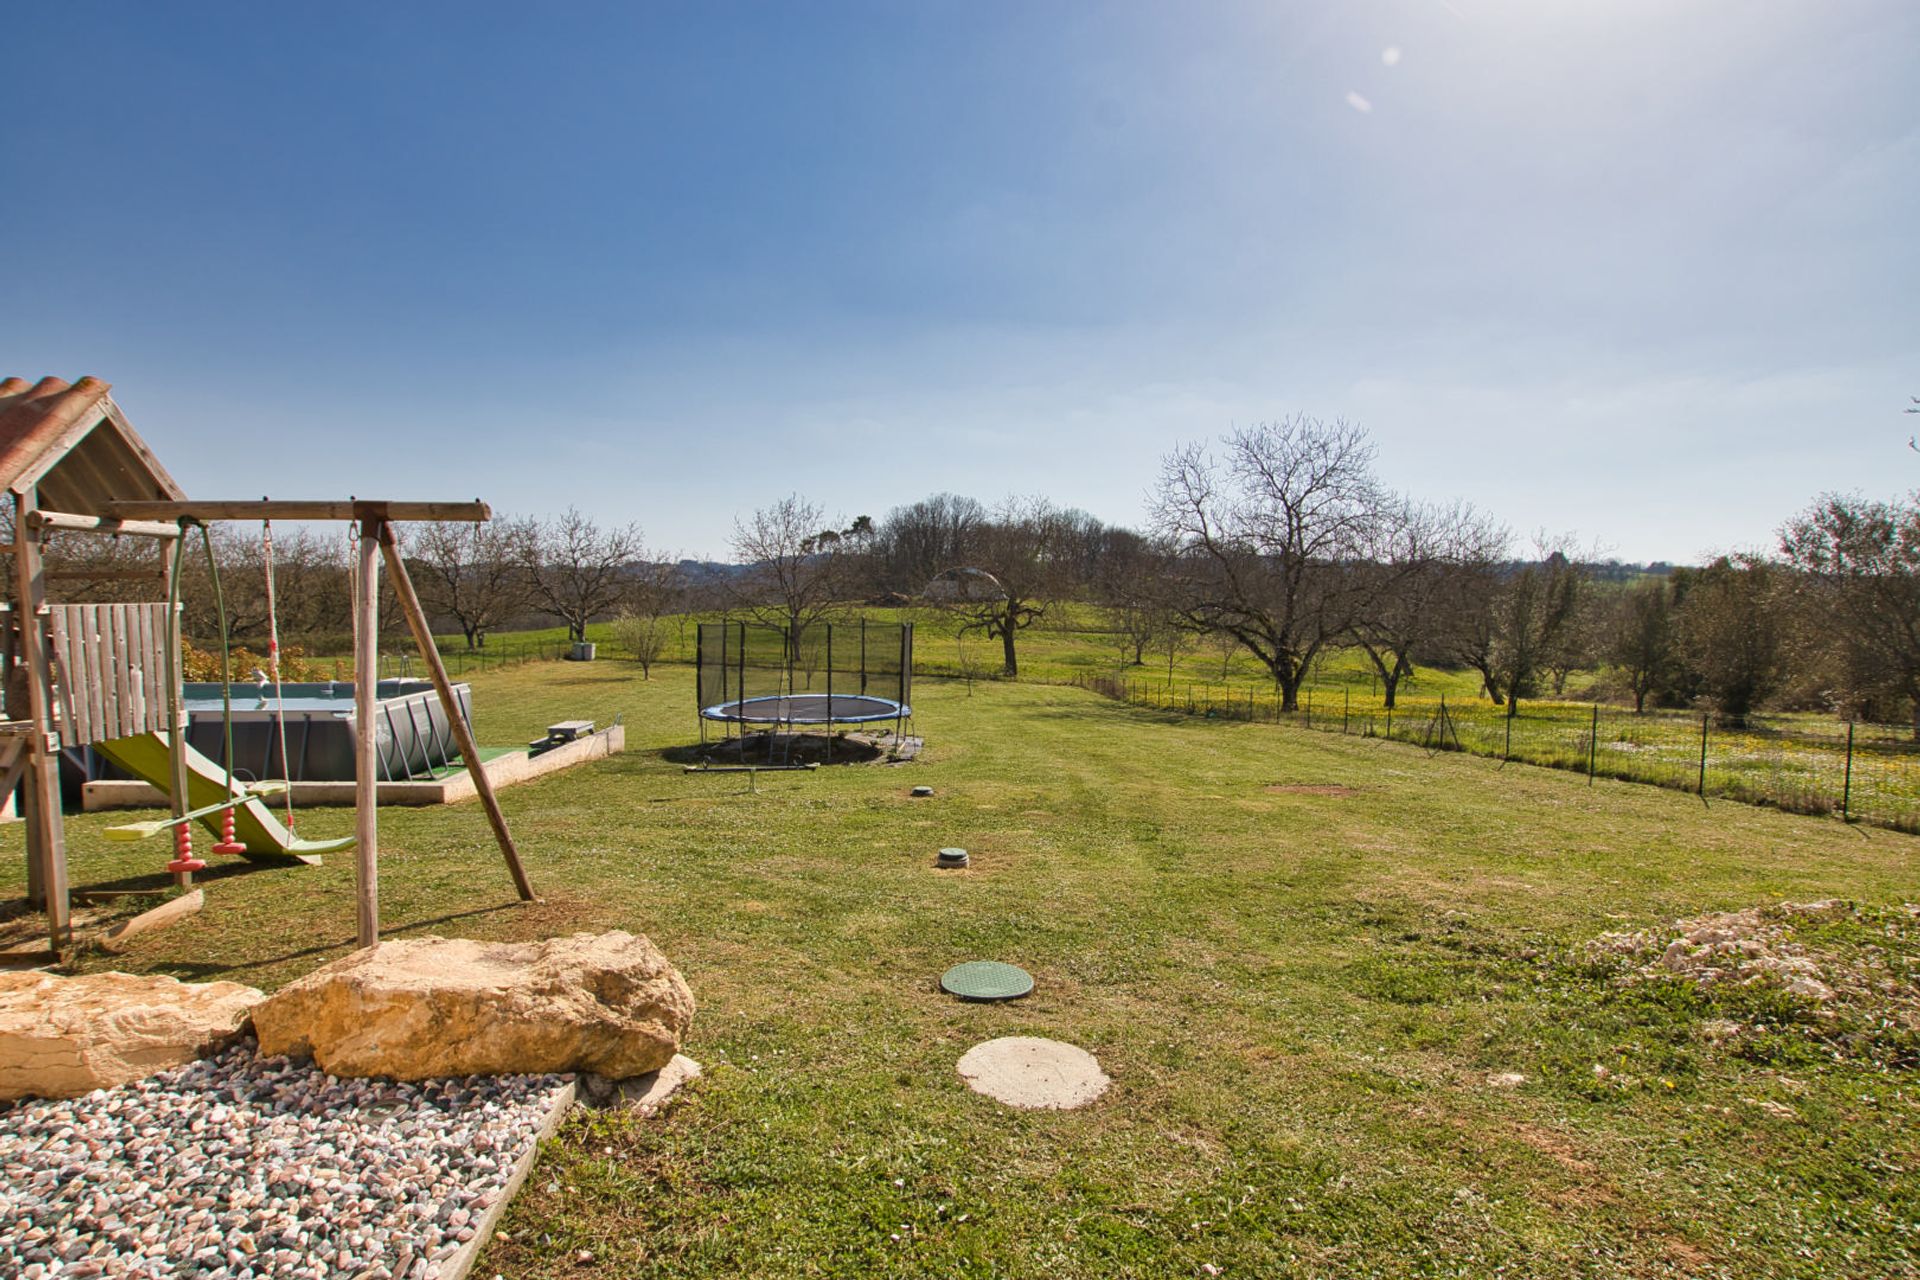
[1,376,534,954]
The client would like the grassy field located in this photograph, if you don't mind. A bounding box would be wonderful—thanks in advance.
[26,661,1920,1278]
[1089,675,1920,834]
[420,606,1919,830]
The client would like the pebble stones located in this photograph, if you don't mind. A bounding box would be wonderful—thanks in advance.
[935,847,969,869]
[0,1038,569,1280]
[956,1037,1110,1110]
[909,786,934,798]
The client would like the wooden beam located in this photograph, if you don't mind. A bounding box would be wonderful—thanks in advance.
[102,500,492,523]
[45,566,166,582]
[354,518,381,948]
[12,492,69,950]
[377,523,536,902]
[100,888,204,953]
[99,397,190,502]
[26,510,181,538]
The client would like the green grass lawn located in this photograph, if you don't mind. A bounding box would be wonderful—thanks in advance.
[1091,677,1920,833]
[425,608,1917,830]
[25,661,1919,1278]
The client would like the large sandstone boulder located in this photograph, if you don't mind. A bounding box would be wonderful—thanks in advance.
[0,970,263,1101]
[254,931,695,1080]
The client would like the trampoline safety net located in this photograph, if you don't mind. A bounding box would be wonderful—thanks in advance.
[697,620,913,726]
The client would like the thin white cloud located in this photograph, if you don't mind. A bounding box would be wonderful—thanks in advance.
[1345,90,1372,113]
[1382,46,1402,66]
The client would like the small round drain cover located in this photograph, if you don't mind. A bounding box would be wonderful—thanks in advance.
[911,785,935,797]
[940,960,1033,1001]
[936,847,969,868]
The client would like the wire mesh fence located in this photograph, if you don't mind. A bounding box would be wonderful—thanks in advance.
[380,639,573,680]
[696,619,913,718]
[1077,673,1920,834]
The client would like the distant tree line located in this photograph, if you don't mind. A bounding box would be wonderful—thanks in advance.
[24,417,1920,730]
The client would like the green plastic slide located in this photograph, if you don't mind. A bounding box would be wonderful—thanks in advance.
[92,732,352,863]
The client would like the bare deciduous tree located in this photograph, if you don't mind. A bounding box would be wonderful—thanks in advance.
[730,495,870,634]
[1488,541,1584,711]
[608,555,685,678]
[1092,526,1174,667]
[409,518,534,650]
[1350,501,1504,709]
[927,497,1066,678]
[1440,557,1508,704]
[522,508,643,643]
[1151,416,1391,711]
[874,493,986,596]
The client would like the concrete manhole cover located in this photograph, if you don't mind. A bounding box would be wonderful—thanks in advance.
[956,1036,1110,1110]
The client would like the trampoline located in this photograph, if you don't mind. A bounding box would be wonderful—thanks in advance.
[701,693,907,724]
[697,619,914,761]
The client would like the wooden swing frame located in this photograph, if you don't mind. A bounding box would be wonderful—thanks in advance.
[2,379,534,956]
[98,499,536,949]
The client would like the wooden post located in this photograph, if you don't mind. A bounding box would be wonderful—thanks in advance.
[376,524,535,901]
[5,600,38,908]
[354,518,381,947]
[12,489,70,949]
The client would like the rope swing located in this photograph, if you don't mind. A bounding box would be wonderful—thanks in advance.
[262,518,298,833]
[202,524,246,857]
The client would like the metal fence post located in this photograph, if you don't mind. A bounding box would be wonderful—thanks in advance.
[1503,702,1513,762]
[1841,720,1854,821]
[1588,703,1598,786]
[1343,687,1350,735]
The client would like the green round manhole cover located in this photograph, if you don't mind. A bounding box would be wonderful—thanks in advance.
[940,961,1035,1002]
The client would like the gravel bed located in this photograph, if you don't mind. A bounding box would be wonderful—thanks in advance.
[0,1039,569,1280]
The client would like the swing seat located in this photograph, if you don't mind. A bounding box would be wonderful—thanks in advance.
[92,733,350,865]
[102,783,292,841]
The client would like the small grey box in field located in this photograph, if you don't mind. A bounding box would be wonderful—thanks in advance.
[936,847,969,868]
[911,785,934,797]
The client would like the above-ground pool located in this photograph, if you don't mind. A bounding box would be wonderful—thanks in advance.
[85,680,475,784]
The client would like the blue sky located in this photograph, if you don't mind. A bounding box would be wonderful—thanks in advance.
[3,1,1915,563]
